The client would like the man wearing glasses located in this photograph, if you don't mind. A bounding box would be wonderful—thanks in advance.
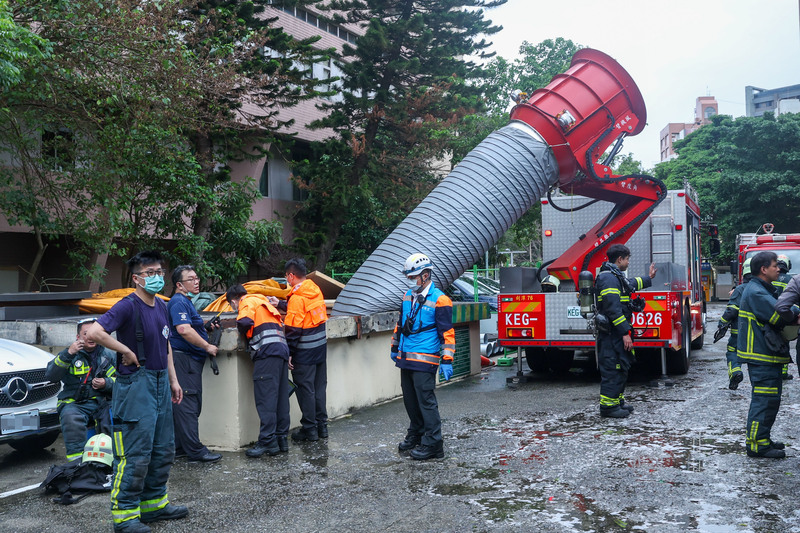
[87,251,186,533]
[45,317,116,461]
[167,265,221,463]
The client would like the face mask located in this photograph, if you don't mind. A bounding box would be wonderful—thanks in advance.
[407,277,420,290]
[140,275,164,295]
[185,290,197,298]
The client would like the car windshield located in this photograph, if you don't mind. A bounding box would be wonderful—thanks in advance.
[745,249,800,276]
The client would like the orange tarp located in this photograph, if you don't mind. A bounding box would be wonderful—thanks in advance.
[78,280,291,314]
[203,280,291,313]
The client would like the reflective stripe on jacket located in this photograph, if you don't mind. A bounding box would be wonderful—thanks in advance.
[281,279,328,364]
[45,346,116,405]
[737,277,790,365]
[391,282,455,374]
[595,262,652,337]
[236,293,289,360]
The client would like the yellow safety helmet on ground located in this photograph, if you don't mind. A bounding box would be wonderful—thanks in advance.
[82,433,113,467]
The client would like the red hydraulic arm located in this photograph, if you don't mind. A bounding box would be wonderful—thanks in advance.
[509,49,666,285]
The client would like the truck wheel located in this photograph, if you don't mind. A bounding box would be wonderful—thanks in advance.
[549,349,575,373]
[525,347,548,373]
[8,430,60,452]
[668,310,692,374]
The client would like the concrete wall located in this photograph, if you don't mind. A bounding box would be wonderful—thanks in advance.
[4,310,482,451]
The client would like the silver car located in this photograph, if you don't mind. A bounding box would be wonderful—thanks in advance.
[0,338,62,450]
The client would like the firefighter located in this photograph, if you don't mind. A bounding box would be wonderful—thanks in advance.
[717,258,752,390]
[45,318,116,461]
[772,254,794,380]
[737,251,790,458]
[594,244,656,418]
[227,284,291,457]
[391,253,455,460]
[87,251,187,532]
[270,258,329,442]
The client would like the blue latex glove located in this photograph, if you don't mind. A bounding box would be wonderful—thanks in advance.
[391,352,399,363]
[439,363,453,381]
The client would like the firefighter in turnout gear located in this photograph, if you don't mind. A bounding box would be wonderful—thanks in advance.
[737,251,791,459]
[87,251,187,533]
[391,253,456,460]
[594,244,656,418]
[773,254,794,380]
[717,258,752,390]
[45,318,116,461]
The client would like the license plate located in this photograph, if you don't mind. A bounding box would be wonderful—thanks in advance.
[1,409,40,435]
[566,306,582,319]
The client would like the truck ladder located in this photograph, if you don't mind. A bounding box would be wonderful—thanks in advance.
[650,194,675,263]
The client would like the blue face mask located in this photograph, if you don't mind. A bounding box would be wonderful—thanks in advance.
[185,291,197,298]
[142,275,164,295]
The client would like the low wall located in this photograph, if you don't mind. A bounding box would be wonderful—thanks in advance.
[1,303,487,450]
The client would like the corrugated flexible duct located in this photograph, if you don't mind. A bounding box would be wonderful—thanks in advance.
[331,120,559,316]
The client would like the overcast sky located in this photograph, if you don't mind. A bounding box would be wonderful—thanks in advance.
[481,0,800,169]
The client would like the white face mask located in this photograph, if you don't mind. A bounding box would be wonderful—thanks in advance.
[407,277,420,290]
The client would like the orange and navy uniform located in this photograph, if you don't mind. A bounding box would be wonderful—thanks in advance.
[391,282,455,373]
[236,294,289,360]
[277,279,328,364]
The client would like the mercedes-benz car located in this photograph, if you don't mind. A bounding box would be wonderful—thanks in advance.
[0,338,62,450]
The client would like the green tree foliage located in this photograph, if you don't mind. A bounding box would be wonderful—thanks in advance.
[0,0,49,89]
[655,113,800,261]
[292,0,507,269]
[0,0,304,289]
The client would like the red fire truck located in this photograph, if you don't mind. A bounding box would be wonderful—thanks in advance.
[735,224,800,284]
[498,185,714,375]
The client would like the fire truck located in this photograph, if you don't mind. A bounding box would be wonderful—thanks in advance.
[498,184,714,375]
[735,224,800,284]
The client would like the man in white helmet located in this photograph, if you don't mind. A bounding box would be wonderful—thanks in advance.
[390,253,455,460]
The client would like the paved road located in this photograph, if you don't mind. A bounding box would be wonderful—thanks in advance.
[2,302,799,532]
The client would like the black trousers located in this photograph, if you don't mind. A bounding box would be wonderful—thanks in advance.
[172,351,209,459]
[253,356,290,444]
[400,368,442,446]
[292,360,328,430]
[597,334,634,409]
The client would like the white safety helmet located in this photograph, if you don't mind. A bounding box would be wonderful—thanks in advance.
[777,254,791,273]
[82,433,113,467]
[402,253,434,277]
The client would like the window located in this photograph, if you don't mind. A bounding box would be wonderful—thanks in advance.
[42,127,75,171]
[259,161,269,197]
[704,106,716,119]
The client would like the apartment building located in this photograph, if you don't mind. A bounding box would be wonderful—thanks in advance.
[659,96,718,162]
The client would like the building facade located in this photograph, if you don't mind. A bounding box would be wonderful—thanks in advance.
[659,96,718,162]
[745,84,800,117]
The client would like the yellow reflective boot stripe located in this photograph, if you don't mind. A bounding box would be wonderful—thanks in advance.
[748,421,759,451]
[141,494,169,513]
[600,395,619,407]
[66,452,82,460]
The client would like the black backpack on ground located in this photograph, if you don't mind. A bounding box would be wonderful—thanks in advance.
[41,459,113,505]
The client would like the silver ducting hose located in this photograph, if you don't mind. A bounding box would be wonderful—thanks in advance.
[331,120,561,316]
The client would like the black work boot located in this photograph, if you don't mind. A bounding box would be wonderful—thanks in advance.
[114,519,151,533]
[600,406,630,418]
[317,423,329,439]
[619,402,634,413]
[246,440,280,458]
[398,435,421,452]
[747,446,786,459]
[277,435,289,452]
[729,372,744,390]
[770,440,786,450]
[140,504,189,523]
[291,427,319,442]
[782,373,793,380]
[410,441,444,460]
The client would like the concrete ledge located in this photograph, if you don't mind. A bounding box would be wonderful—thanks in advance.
[0,321,37,344]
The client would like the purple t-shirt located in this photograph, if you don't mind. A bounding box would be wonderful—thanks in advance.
[97,294,170,375]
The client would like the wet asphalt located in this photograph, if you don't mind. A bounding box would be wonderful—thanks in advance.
[2,302,800,532]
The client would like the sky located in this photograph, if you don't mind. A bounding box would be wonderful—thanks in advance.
[480,0,800,169]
